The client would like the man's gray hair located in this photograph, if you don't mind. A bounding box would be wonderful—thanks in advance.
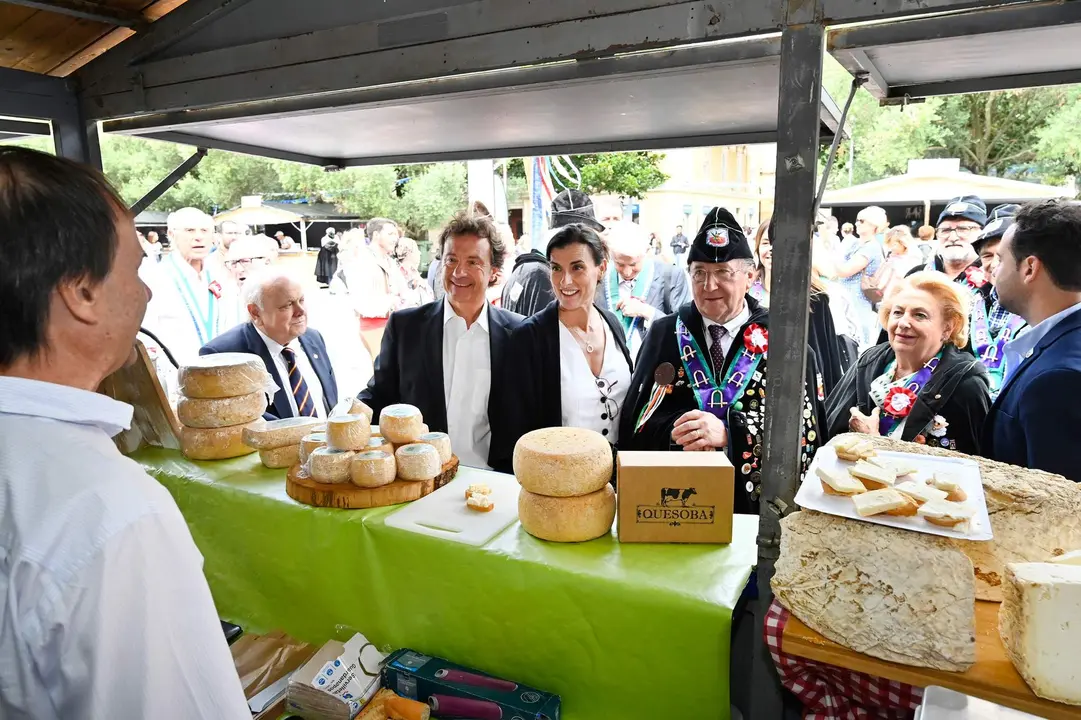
[167,207,213,230]
[606,220,650,259]
[244,268,300,311]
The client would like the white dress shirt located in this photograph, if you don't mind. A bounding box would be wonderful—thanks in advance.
[1003,301,1081,384]
[442,299,492,469]
[702,302,752,369]
[255,327,327,418]
[558,321,632,443]
[140,252,231,367]
[0,377,249,720]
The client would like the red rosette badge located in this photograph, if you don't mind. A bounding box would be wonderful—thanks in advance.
[883,386,918,418]
[743,324,769,355]
[965,265,987,289]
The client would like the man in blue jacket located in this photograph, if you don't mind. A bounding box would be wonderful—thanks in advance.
[984,200,1081,481]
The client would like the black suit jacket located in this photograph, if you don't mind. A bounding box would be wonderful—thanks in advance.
[490,301,633,473]
[983,307,1081,480]
[358,300,523,468]
[200,322,339,420]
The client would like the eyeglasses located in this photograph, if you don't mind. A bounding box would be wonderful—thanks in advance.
[690,268,744,285]
[226,257,271,268]
[937,226,981,238]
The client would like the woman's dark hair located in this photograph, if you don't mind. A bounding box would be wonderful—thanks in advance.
[1011,199,1081,291]
[0,147,129,368]
[546,223,607,265]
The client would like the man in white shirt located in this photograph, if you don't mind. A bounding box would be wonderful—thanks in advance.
[201,270,339,420]
[0,147,249,719]
[359,209,523,471]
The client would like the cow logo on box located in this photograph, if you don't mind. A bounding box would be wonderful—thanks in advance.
[637,486,715,526]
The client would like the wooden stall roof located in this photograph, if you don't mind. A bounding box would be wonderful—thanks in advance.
[0,0,186,76]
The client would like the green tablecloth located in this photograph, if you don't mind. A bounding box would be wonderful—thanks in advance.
[135,449,757,720]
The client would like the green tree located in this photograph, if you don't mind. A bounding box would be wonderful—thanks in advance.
[504,152,668,198]
[1036,88,1081,185]
[396,162,467,238]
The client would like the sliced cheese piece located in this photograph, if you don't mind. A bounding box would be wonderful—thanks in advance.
[259,444,300,469]
[466,493,495,513]
[895,480,949,506]
[176,391,266,429]
[513,427,613,497]
[242,416,324,450]
[299,432,327,464]
[350,398,374,423]
[180,420,263,461]
[851,488,911,517]
[1050,549,1081,566]
[465,483,492,500]
[395,443,441,481]
[379,404,424,445]
[918,500,975,528]
[930,472,969,502]
[519,485,615,542]
[326,413,372,451]
[832,435,862,453]
[308,447,355,484]
[1000,563,1081,705]
[350,450,396,488]
[178,352,270,399]
[849,461,896,490]
[816,467,866,496]
[417,431,452,465]
[774,511,976,672]
[867,456,918,477]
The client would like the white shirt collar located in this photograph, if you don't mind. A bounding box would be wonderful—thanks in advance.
[254,325,302,356]
[443,297,490,333]
[702,302,751,338]
[0,376,133,437]
[1004,300,1081,361]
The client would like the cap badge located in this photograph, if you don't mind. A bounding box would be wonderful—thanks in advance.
[946,202,971,215]
[706,227,730,248]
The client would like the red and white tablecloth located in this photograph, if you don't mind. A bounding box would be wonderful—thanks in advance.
[764,597,924,720]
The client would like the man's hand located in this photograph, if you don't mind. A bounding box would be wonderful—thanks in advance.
[848,407,881,435]
[672,410,727,451]
[617,297,656,321]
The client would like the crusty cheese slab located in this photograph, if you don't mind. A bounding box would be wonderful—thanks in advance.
[816,467,867,496]
[852,488,911,517]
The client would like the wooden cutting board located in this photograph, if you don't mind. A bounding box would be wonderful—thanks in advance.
[285,456,459,509]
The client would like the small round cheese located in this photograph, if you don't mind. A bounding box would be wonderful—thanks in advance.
[395,443,441,481]
[180,419,263,461]
[350,451,396,488]
[519,485,615,542]
[513,427,613,497]
[379,404,424,445]
[371,425,382,438]
[367,436,392,452]
[178,353,270,399]
[308,447,355,484]
[176,391,265,429]
[326,413,372,451]
[351,399,375,423]
[242,416,324,450]
[417,432,452,465]
[259,444,300,469]
[299,432,327,464]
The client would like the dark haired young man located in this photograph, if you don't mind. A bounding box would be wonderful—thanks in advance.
[985,199,1081,481]
[0,148,249,717]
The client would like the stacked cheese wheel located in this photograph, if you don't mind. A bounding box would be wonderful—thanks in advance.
[513,427,615,542]
[378,404,446,485]
[176,353,273,461]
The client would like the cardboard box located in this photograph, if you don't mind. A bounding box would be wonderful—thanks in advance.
[383,648,561,720]
[616,451,734,544]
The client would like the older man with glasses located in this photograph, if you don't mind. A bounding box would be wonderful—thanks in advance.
[910,195,988,287]
[619,207,824,515]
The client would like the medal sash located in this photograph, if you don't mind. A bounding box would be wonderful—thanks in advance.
[877,353,940,436]
[675,317,764,423]
[166,253,218,346]
[605,260,654,340]
[970,296,1025,393]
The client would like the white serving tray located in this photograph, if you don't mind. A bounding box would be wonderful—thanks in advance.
[796,446,993,542]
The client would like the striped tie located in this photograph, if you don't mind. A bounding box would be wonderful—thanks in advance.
[281,347,317,417]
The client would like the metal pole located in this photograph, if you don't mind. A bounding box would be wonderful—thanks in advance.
[751,19,825,720]
[129,148,208,215]
[301,220,309,253]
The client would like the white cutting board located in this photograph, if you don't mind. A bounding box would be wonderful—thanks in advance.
[383,466,520,546]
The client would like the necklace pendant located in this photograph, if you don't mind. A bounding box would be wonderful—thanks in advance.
[586,343,595,353]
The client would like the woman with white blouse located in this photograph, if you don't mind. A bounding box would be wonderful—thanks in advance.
[491,224,634,468]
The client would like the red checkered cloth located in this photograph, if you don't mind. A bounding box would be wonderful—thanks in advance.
[764,597,924,720]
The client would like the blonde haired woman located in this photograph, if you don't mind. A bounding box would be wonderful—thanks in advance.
[884,225,923,278]
[833,206,888,349]
[824,271,991,453]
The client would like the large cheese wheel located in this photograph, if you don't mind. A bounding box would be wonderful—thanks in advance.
[176,391,266,429]
[417,432,452,465]
[299,432,327,464]
[513,427,613,497]
[309,447,355,484]
[519,485,615,543]
[326,413,372,451]
[180,419,264,461]
[380,404,424,445]
[178,353,270,399]
[259,444,300,469]
[242,416,324,450]
[395,443,441,481]
[350,451,397,488]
